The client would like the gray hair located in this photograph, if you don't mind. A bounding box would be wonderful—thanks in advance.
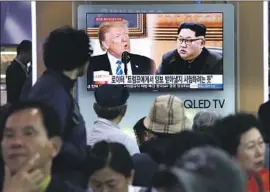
[192,110,221,132]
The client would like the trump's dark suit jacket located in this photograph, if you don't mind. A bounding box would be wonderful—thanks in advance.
[156,48,223,75]
[87,53,155,85]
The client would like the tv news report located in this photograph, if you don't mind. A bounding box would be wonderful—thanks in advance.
[86,13,223,91]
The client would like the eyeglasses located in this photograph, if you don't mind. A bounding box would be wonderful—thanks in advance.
[177,37,204,45]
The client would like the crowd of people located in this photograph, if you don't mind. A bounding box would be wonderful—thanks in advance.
[1,25,269,192]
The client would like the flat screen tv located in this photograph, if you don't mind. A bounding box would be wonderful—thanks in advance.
[78,4,234,92]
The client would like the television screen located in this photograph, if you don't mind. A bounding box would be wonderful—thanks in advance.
[86,13,223,91]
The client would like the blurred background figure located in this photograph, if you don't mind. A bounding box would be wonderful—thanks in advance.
[6,40,32,104]
[84,141,145,192]
[89,84,139,155]
[192,110,221,132]
[151,146,246,192]
[210,113,269,192]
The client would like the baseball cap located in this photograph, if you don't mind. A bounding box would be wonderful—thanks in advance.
[143,95,187,134]
[94,84,129,107]
[171,146,247,192]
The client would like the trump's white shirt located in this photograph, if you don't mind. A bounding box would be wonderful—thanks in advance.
[107,52,133,75]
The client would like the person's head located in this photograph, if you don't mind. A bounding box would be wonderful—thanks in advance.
[152,146,247,192]
[143,95,188,141]
[17,40,32,64]
[211,113,265,172]
[133,117,148,145]
[192,110,221,132]
[165,130,219,167]
[94,84,129,124]
[176,22,206,61]
[85,141,134,192]
[131,153,158,187]
[43,26,92,78]
[98,20,130,59]
[139,137,172,168]
[0,101,62,175]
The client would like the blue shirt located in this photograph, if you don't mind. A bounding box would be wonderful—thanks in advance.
[88,118,140,155]
[26,69,87,187]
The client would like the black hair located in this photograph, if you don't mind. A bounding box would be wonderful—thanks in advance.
[152,170,184,192]
[0,101,61,140]
[0,104,12,142]
[17,40,32,55]
[139,137,171,165]
[165,130,219,167]
[210,113,261,156]
[93,103,127,120]
[43,26,93,72]
[85,141,134,179]
[133,117,147,145]
[258,103,270,143]
[177,22,206,37]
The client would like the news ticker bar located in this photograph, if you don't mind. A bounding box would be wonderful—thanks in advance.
[89,83,223,89]
[93,75,223,85]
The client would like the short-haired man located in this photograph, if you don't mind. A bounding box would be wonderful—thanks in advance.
[6,40,32,104]
[88,84,140,155]
[87,20,155,85]
[156,22,223,74]
[25,26,91,187]
[0,101,84,192]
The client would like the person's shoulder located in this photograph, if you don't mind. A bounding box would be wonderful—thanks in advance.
[258,100,270,115]
[130,53,153,62]
[47,175,85,192]
[90,53,107,62]
[162,49,177,60]
[6,60,19,72]
[28,74,66,100]
[259,100,270,109]
[206,48,222,61]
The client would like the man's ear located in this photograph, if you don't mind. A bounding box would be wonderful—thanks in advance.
[200,39,206,47]
[101,41,109,50]
[50,136,62,158]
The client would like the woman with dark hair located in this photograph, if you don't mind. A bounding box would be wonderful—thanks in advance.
[210,113,269,192]
[84,141,145,192]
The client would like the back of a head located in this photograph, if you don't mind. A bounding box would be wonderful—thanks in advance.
[17,40,32,55]
[132,153,158,187]
[165,130,219,167]
[192,110,221,132]
[210,113,261,156]
[174,146,246,192]
[0,101,61,139]
[85,141,134,179]
[94,84,129,120]
[139,137,171,165]
[43,26,92,72]
[152,169,185,192]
